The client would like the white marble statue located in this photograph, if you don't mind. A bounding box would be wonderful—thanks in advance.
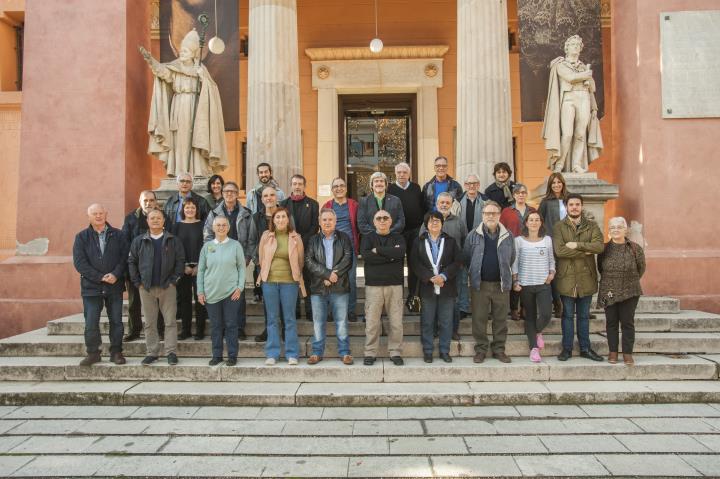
[140,29,227,178]
[542,35,603,173]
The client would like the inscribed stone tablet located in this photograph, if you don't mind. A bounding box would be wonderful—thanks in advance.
[661,11,720,118]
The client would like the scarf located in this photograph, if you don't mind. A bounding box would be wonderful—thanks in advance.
[424,237,445,295]
[290,194,306,201]
[495,181,512,203]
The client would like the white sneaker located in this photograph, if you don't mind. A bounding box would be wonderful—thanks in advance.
[265,357,276,366]
[288,357,298,366]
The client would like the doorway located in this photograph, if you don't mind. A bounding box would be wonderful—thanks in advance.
[339,94,417,200]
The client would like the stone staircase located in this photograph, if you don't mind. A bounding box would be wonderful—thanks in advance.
[1,287,720,407]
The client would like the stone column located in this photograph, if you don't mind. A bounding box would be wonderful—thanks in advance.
[456,0,513,187]
[247,0,302,194]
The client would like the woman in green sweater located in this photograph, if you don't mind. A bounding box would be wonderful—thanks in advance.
[197,216,246,366]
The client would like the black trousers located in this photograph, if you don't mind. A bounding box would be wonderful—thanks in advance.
[404,228,421,298]
[177,273,207,336]
[126,279,164,337]
[605,295,639,353]
[520,284,553,349]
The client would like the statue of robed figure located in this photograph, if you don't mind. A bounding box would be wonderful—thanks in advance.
[542,35,603,174]
[139,28,228,178]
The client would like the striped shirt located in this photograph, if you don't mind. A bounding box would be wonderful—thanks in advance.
[512,236,555,286]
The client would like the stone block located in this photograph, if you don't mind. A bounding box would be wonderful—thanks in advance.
[515,404,587,417]
[632,417,718,433]
[160,436,241,454]
[235,436,386,455]
[0,456,34,476]
[450,405,519,418]
[123,381,299,406]
[383,357,549,382]
[82,435,168,454]
[544,380,656,404]
[388,436,467,454]
[12,455,106,477]
[424,419,496,435]
[295,382,474,406]
[616,434,712,453]
[682,454,720,476]
[130,406,199,419]
[386,406,453,419]
[0,436,30,453]
[514,454,609,476]
[282,420,355,436]
[464,435,547,453]
[191,406,261,420]
[322,407,388,420]
[596,454,701,476]
[9,434,97,454]
[539,434,627,453]
[468,381,550,405]
[353,420,424,436]
[431,456,523,477]
[220,358,384,382]
[141,419,284,436]
[0,380,135,406]
[347,456,432,478]
[255,406,323,420]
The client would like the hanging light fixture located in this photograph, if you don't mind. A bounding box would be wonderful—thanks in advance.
[369,0,383,53]
[208,0,225,54]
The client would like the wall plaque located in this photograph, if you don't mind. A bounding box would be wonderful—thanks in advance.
[661,11,720,119]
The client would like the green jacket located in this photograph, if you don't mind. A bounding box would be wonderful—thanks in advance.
[552,216,604,298]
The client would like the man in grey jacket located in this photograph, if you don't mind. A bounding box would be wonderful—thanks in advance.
[463,201,516,364]
[357,172,405,236]
[203,181,258,340]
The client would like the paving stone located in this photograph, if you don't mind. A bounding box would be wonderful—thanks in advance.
[124,381,300,406]
[580,403,663,417]
[425,419,496,435]
[596,453,702,476]
[468,381,550,404]
[641,402,720,416]
[142,419,285,436]
[83,434,169,454]
[450,405,519,418]
[235,436,387,455]
[632,417,719,433]
[0,456,34,477]
[646,381,720,403]
[11,454,107,477]
[8,434,98,454]
[192,406,262,420]
[539,434,628,453]
[348,456,432,477]
[692,434,720,452]
[0,381,135,405]
[0,435,29,453]
[388,436,468,454]
[431,455,522,477]
[296,382,473,406]
[8,419,85,435]
[386,406,453,419]
[353,420,424,436]
[322,407,387,420]
[0,406,18,418]
[515,404,588,417]
[262,456,350,477]
[256,406,323,420]
[544,380,656,403]
[94,455,189,477]
[681,454,720,476]
[64,405,140,418]
[74,418,152,435]
[514,454,610,476]
[561,417,643,433]
[172,456,265,477]
[464,435,547,454]
[130,406,200,419]
[615,433,711,453]
[282,420,355,436]
[383,357,549,382]
[160,436,241,454]
[493,418,570,434]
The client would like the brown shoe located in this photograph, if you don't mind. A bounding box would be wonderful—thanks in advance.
[79,352,101,367]
[307,355,322,365]
[342,355,354,365]
[473,351,486,363]
[608,352,618,364]
[510,309,521,321]
[110,352,126,365]
[623,353,634,365]
[493,352,512,363]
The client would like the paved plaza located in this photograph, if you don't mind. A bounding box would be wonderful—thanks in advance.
[0,403,719,477]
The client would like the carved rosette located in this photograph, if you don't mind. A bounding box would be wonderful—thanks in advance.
[317,66,330,80]
[424,64,438,78]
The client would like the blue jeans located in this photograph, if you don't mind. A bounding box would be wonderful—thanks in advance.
[561,295,592,352]
[348,251,358,316]
[262,282,300,359]
[205,295,240,359]
[310,293,350,357]
[83,293,123,355]
[421,294,454,355]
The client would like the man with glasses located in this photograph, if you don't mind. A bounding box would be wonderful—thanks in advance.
[421,156,463,213]
[464,201,516,364]
[358,172,405,236]
[361,210,406,366]
[163,172,211,228]
[322,178,361,322]
[204,181,258,340]
[388,162,426,309]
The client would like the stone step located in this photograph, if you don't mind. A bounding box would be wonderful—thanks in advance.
[106,294,682,316]
[1,379,720,406]
[0,355,713,383]
[47,310,720,336]
[4,327,720,358]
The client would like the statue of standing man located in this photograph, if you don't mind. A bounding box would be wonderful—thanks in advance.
[542,35,603,174]
[140,29,228,178]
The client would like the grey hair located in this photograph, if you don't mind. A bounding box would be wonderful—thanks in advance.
[319,208,336,218]
[465,174,480,183]
[176,172,192,182]
[260,185,277,195]
[482,200,502,212]
[564,35,584,55]
[512,183,528,194]
[87,203,107,215]
[608,216,627,229]
[212,216,230,225]
[395,162,411,173]
[369,171,388,187]
[436,192,454,202]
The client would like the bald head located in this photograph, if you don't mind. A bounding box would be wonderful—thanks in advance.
[87,203,108,231]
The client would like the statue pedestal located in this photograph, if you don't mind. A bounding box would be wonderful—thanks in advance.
[154,177,209,207]
[530,172,619,229]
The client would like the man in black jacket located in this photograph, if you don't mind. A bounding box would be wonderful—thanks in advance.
[357,172,405,236]
[360,210,406,366]
[163,172,211,228]
[128,209,185,366]
[72,203,129,366]
[122,190,165,341]
[280,174,319,319]
[305,208,354,365]
[421,156,463,213]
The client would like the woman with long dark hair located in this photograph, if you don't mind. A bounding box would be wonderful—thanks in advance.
[538,172,568,318]
[205,175,225,209]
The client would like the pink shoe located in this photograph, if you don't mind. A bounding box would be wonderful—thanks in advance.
[530,348,541,363]
[536,333,545,349]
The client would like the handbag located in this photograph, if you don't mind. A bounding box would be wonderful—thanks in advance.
[406,279,422,313]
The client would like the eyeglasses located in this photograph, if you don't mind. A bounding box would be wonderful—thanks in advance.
[608,226,626,230]
[465,182,480,186]
[514,191,528,195]
[374,216,391,221]
[215,224,229,228]
[222,190,239,194]
[482,211,500,216]
[178,179,192,184]
[331,184,346,189]
[435,164,448,168]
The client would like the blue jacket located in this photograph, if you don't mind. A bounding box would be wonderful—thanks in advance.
[463,223,516,292]
[421,176,463,212]
[72,224,129,296]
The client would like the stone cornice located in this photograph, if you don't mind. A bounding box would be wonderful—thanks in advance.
[305,45,449,61]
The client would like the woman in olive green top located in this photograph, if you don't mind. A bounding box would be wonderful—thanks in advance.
[257,208,306,366]
[197,216,245,366]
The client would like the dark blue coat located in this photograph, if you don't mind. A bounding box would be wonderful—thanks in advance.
[72,224,129,296]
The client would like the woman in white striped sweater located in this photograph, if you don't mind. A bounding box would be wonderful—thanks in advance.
[511,212,556,362]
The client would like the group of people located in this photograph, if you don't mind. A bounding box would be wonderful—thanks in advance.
[73,158,645,368]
